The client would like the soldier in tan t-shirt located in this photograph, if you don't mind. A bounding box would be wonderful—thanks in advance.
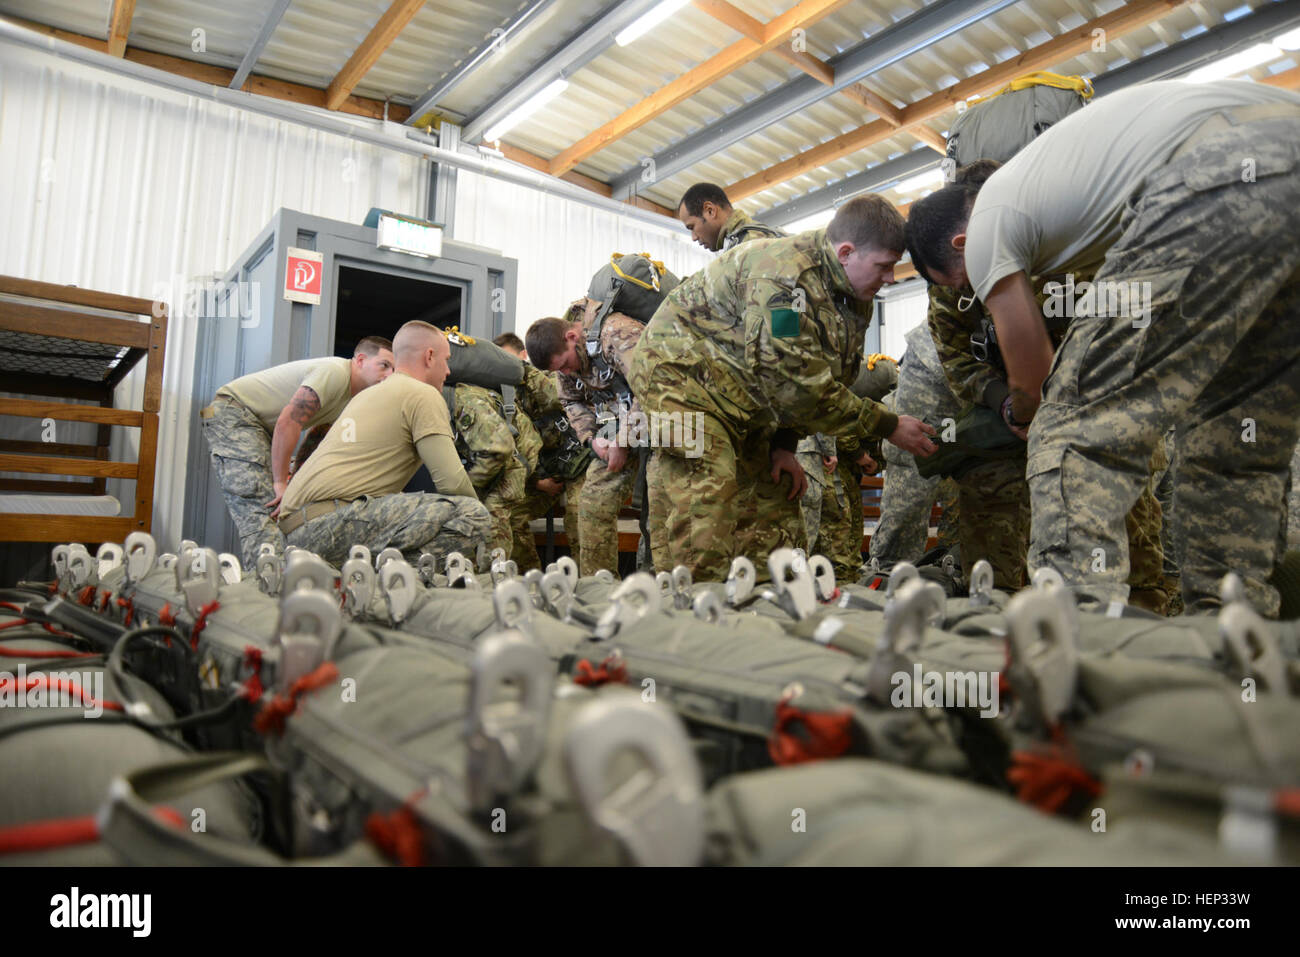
[277,322,490,568]
[200,337,394,566]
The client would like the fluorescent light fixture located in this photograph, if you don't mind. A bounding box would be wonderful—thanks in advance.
[1186,43,1280,82]
[784,208,836,233]
[1275,26,1300,51]
[616,0,692,46]
[483,78,569,142]
[893,168,946,193]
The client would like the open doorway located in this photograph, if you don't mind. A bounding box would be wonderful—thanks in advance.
[334,265,463,355]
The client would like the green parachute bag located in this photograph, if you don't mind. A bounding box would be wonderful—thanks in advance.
[586,252,680,325]
[850,353,898,401]
[444,327,527,389]
[945,72,1093,167]
[915,403,1024,480]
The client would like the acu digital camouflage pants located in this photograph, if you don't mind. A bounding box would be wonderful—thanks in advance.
[284,492,491,569]
[647,415,803,582]
[201,400,284,568]
[1027,107,1300,617]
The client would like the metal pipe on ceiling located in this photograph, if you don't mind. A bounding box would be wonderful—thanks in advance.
[406,0,564,124]
[0,17,681,233]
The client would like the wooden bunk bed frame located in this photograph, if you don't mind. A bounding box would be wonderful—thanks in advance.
[0,276,167,544]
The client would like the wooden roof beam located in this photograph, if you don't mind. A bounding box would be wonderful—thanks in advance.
[726,0,1187,201]
[106,0,136,58]
[325,0,426,111]
[549,0,852,176]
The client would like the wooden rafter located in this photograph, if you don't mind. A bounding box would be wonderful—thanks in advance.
[549,0,852,176]
[726,0,1188,202]
[5,15,677,222]
[106,0,136,58]
[325,0,426,111]
[695,0,946,155]
[1261,64,1300,90]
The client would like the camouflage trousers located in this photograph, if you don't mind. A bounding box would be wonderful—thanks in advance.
[577,455,636,577]
[508,474,586,572]
[201,400,284,568]
[284,492,491,569]
[870,444,941,570]
[479,483,520,572]
[647,416,803,583]
[961,453,1167,608]
[796,440,831,553]
[817,459,865,582]
[1027,108,1300,617]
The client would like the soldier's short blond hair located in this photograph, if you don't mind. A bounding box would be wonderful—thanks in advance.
[393,320,445,362]
[828,195,906,254]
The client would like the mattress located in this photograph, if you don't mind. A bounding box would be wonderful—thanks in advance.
[0,493,121,516]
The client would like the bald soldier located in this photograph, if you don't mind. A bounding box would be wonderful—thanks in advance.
[277,321,490,568]
[200,337,394,565]
[677,182,784,253]
[906,79,1300,615]
[629,195,938,581]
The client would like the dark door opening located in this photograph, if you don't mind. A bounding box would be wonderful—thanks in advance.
[334,266,463,356]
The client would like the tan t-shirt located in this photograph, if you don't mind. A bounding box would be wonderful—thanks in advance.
[281,371,463,513]
[218,357,353,433]
[966,79,1300,302]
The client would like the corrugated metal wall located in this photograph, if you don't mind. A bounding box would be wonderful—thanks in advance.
[0,44,428,551]
[0,42,710,554]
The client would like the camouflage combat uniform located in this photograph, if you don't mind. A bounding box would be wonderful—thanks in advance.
[715,209,784,252]
[628,229,898,582]
[796,433,835,554]
[201,401,285,566]
[1026,104,1300,616]
[556,300,643,575]
[453,382,529,569]
[510,369,592,571]
[868,324,962,572]
[928,282,1168,609]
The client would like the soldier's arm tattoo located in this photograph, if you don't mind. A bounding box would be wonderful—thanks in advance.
[287,386,321,426]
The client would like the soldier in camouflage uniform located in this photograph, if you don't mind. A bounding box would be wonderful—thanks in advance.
[277,322,489,568]
[508,364,593,571]
[628,196,939,582]
[452,381,530,569]
[525,302,646,575]
[677,182,784,253]
[869,324,962,571]
[908,82,1300,615]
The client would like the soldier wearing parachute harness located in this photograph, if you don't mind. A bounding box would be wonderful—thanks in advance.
[908,74,1170,610]
[525,253,679,575]
[908,78,1300,616]
[495,333,594,571]
[628,195,938,582]
[677,182,784,253]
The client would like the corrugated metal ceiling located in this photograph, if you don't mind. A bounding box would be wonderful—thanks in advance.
[1,0,1296,218]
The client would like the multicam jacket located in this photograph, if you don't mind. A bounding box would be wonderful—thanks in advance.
[715,208,785,252]
[555,298,646,446]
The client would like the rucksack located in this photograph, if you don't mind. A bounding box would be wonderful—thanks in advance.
[945,72,1092,169]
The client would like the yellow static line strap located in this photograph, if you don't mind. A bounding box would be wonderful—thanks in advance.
[866,353,897,370]
[965,72,1094,109]
[610,253,668,293]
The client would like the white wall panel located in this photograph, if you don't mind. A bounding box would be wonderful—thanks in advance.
[0,44,428,550]
[880,283,930,360]
[452,168,712,326]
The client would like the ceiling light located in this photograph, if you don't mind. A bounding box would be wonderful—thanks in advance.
[1185,43,1280,82]
[616,0,692,47]
[483,78,569,142]
[1274,26,1300,51]
[893,168,946,193]
[784,208,836,233]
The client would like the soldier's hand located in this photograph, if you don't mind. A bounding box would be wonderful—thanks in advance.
[999,395,1030,442]
[855,451,879,473]
[889,416,938,458]
[536,477,564,496]
[265,480,288,518]
[822,455,838,473]
[606,443,629,473]
[769,448,808,501]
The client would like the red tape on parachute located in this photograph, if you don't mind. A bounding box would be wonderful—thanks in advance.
[768,698,853,765]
